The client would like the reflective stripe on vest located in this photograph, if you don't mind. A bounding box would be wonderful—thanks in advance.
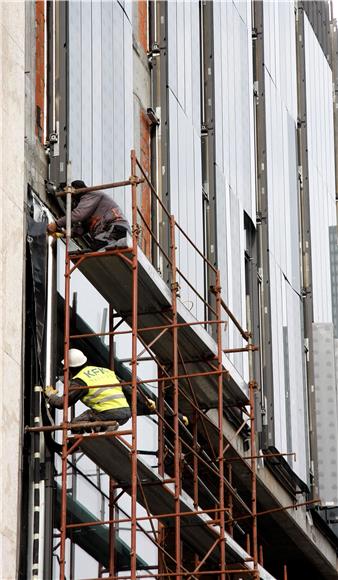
[73,366,129,412]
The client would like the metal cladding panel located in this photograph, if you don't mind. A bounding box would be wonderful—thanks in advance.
[215,165,229,349]
[68,1,82,180]
[120,0,132,23]
[265,79,300,284]
[285,286,308,478]
[229,189,245,376]
[329,226,338,338]
[213,1,223,168]
[263,1,297,119]
[167,0,177,96]
[213,1,255,221]
[92,2,102,184]
[263,3,307,479]
[167,0,204,320]
[191,4,200,130]
[303,0,330,58]
[214,165,247,381]
[68,0,133,219]
[233,0,249,25]
[304,15,336,323]
[313,325,338,505]
[283,327,292,464]
[212,1,254,382]
[269,261,286,450]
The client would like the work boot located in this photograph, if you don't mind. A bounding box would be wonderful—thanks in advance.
[104,240,118,250]
[105,421,119,433]
[115,237,128,248]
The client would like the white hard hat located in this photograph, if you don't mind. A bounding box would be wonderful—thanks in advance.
[62,348,87,368]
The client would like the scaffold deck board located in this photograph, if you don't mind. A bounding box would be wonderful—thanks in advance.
[71,246,248,411]
[80,433,221,560]
[79,434,277,578]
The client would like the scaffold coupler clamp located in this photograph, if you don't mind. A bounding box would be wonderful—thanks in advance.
[132,223,142,238]
[64,184,75,195]
[171,281,180,295]
[249,380,258,390]
[210,284,222,295]
[129,175,144,185]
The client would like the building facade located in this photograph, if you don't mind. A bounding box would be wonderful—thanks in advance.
[1,1,338,579]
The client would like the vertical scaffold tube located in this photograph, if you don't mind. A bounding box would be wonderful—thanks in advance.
[130,150,139,578]
[108,306,116,577]
[192,410,199,511]
[250,379,259,579]
[158,368,166,575]
[215,271,226,579]
[170,215,181,578]
[226,464,233,537]
[60,189,72,580]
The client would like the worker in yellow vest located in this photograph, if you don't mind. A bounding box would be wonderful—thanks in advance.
[45,348,155,433]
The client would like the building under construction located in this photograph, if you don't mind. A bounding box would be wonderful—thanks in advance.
[2,1,338,579]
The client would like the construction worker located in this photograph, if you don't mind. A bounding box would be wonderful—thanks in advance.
[46,180,131,250]
[45,348,155,433]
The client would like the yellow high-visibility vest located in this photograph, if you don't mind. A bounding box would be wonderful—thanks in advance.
[73,366,129,412]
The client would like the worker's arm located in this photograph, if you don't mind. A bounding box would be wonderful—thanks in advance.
[55,192,102,230]
[46,379,88,409]
[122,384,156,414]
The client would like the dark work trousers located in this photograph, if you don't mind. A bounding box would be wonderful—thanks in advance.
[71,407,131,433]
[91,224,130,250]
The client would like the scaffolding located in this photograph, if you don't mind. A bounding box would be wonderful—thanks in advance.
[27,151,317,579]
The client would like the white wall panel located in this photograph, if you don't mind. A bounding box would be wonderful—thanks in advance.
[264,2,307,479]
[263,1,297,119]
[313,325,338,505]
[304,16,337,502]
[80,1,92,183]
[233,0,249,25]
[215,165,229,330]
[68,0,133,219]
[212,1,255,384]
[92,2,102,184]
[167,0,204,320]
[68,1,82,180]
[304,15,336,323]
[119,0,132,23]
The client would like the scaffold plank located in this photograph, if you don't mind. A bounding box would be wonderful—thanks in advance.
[71,245,248,412]
[78,433,276,578]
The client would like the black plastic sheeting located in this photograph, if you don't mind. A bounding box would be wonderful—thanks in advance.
[26,189,58,444]
[26,188,49,362]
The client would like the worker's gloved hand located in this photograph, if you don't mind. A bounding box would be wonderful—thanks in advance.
[44,385,58,398]
[146,398,156,412]
[47,223,64,239]
[178,412,189,426]
[181,415,189,427]
[47,223,57,235]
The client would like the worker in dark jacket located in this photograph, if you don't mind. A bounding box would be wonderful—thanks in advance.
[45,348,155,433]
[47,180,131,250]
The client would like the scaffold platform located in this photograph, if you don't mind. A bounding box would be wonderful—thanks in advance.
[70,243,248,412]
[78,433,276,580]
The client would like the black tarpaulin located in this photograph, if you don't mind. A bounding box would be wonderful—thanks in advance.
[26,189,49,360]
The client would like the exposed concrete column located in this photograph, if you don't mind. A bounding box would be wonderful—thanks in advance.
[0,2,25,578]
